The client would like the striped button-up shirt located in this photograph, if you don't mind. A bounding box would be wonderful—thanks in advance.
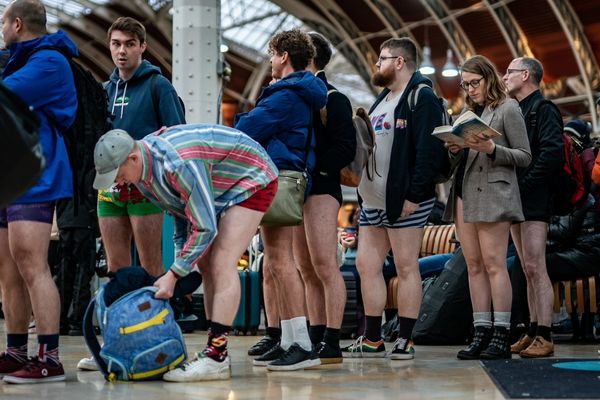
[136,124,278,277]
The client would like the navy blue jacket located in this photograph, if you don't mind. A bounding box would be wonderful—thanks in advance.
[3,30,77,203]
[234,70,327,174]
[106,60,185,139]
[369,72,444,223]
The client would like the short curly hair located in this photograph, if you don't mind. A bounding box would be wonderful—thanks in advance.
[268,29,315,72]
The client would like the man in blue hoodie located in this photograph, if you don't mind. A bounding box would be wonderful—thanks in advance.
[99,17,185,278]
[235,29,327,371]
[0,0,77,383]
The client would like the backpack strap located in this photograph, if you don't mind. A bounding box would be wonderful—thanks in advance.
[82,297,111,381]
[408,83,429,112]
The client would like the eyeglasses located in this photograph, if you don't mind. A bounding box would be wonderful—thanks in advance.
[459,77,484,90]
[506,68,527,75]
[377,55,402,64]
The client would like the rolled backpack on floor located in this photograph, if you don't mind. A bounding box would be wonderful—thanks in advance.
[83,285,187,381]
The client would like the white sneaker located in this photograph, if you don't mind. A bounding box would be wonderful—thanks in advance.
[77,356,99,371]
[163,355,231,382]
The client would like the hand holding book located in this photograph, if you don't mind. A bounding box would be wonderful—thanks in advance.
[432,110,501,151]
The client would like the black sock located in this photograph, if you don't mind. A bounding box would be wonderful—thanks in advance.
[266,327,281,340]
[527,322,538,338]
[309,325,326,345]
[537,325,552,342]
[323,328,340,349]
[398,316,417,340]
[364,315,382,342]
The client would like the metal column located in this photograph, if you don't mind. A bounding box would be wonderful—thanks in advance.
[172,0,222,124]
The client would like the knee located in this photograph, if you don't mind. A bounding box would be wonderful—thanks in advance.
[395,265,418,280]
[356,259,379,280]
[465,258,485,276]
[297,264,319,286]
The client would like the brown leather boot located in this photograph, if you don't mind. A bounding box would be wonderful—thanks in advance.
[510,334,534,354]
[519,336,554,358]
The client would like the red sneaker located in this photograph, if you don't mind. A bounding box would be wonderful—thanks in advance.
[0,352,26,376]
[3,357,65,384]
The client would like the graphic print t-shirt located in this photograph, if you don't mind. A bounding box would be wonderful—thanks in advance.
[358,92,402,210]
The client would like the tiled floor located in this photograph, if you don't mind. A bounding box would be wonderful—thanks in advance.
[0,323,597,400]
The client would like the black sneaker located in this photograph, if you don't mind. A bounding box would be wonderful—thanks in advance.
[266,343,321,371]
[253,345,285,366]
[248,336,279,356]
[316,342,342,364]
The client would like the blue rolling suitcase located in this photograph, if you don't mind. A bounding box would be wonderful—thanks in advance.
[233,269,261,335]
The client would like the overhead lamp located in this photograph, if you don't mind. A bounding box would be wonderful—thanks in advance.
[441,48,459,78]
[419,46,436,75]
[220,44,229,53]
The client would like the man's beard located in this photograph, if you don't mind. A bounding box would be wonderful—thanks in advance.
[371,70,395,87]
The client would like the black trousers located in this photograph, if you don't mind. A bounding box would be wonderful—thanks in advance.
[55,228,96,331]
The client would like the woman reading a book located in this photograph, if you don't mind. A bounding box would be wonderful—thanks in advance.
[442,55,531,360]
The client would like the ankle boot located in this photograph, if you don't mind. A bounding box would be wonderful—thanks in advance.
[480,326,512,360]
[457,326,493,360]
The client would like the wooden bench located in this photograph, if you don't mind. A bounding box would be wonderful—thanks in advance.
[553,277,597,315]
[552,277,598,339]
[386,224,457,310]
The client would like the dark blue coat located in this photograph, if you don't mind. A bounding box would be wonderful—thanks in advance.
[234,70,327,174]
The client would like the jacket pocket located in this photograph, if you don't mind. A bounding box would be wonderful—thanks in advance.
[487,170,511,184]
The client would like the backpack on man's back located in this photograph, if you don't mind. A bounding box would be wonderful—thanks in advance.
[528,99,585,216]
[320,90,376,187]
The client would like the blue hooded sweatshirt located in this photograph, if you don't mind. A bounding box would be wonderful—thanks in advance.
[106,60,186,139]
[3,30,77,204]
[234,70,327,173]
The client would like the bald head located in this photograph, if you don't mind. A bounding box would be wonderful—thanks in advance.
[4,0,47,38]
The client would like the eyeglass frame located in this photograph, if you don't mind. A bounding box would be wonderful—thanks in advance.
[376,55,403,64]
[505,68,528,75]
[459,77,484,90]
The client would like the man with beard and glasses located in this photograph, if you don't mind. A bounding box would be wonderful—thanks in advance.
[341,37,445,360]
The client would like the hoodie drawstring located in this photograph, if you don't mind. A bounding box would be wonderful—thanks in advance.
[110,79,129,119]
[120,82,128,119]
[111,79,120,116]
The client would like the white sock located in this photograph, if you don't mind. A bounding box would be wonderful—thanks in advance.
[473,312,493,327]
[494,312,511,329]
[280,320,293,350]
[290,316,312,351]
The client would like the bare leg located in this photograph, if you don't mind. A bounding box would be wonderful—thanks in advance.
[293,222,326,326]
[455,197,491,313]
[9,221,58,334]
[131,213,164,277]
[98,216,133,272]
[388,227,424,319]
[0,228,30,334]
[302,195,346,329]
[355,226,390,316]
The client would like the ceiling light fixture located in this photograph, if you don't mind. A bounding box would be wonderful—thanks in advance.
[441,48,459,77]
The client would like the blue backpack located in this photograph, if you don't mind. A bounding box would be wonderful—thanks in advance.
[83,285,187,381]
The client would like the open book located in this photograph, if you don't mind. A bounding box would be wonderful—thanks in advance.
[432,110,501,146]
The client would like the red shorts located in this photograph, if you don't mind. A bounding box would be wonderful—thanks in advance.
[238,179,278,212]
